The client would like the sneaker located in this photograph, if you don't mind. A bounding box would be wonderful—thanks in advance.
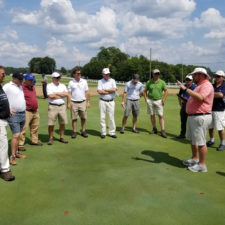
[188,163,207,172]
[16,152,27,159]
[161,130,167,138]
[109,135,117,138]
[206,140,215,147]
[9,156,16,166]
[30,141,43,146]
[59,138,68,144]
[100,134,106,139]
[81,131,88,138]
[48,138,53,145]
[182,158,199,166]
[120,129,124,134]
[149,127,157,134]
[217,144,225,151]
[0,171,15,181]
[18,145,26,151]
[132,129,139,133]
[71,132,77,139]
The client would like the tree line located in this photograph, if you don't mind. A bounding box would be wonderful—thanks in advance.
[4,46,213,82]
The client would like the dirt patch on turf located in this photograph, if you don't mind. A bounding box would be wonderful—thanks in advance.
[35,86,179,97]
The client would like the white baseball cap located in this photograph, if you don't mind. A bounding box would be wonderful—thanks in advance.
[191,68,210,78]
[215,70,225,77]
[52,72,61,78]
[153,69,160,74]
[102,68,110,75]
[185,74,193,80]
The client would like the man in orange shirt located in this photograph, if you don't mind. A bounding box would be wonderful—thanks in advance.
[177,68,214,172]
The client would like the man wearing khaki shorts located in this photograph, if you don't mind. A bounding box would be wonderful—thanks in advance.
[47,72,69,145]
[144,69,168,138]
[68,69,90,138]
[177,68,214,172]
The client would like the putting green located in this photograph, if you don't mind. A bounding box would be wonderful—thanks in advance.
[0,95,225,225]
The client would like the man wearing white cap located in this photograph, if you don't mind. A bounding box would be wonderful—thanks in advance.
[177,68,214,172]
[176,74,196,138]
[206,70,225,151]
[47,72,69,145]
[144,69,168,138]
[97,68,117,138]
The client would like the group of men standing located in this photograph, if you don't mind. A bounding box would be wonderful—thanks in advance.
[1,65,224,182]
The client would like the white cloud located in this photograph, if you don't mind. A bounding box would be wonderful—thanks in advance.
[109,0,196,18]
[0,28,18,40]
[12,0,119,44]
[45,37,67,56]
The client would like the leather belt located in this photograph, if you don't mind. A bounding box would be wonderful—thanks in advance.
[128,99,139,101]
[49,103,64,106]
[188,113,211,117]
[72,100,85,103]
[100,98,114,102]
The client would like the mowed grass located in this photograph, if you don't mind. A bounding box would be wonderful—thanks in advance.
[0,95,225,225]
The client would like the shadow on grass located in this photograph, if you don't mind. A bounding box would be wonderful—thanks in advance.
[132,150,185,168]
[55,128,101,137]
[216,171,225,177]
[116,126,149,133]
[38,134,50,143]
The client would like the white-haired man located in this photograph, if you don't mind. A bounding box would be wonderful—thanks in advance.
[177,68,214,172]
[97,68,117,138]
[47,72,69,145]
[207,70,225,151]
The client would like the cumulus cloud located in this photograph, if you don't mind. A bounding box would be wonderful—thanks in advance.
[45,37,68,56]
[12,0,118,44]
[108,0,196,18]
[0,28,18,40]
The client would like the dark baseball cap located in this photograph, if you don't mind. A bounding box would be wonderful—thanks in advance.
[132,74,140,81]
[13,72,24,80]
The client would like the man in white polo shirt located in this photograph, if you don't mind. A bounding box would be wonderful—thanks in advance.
[3,72,26,166]
[47,72,69,145]
[97,68,117,139]
[68,68,90,138]
[120,74,144,134]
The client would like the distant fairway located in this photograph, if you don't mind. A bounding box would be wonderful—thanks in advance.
[0,81,225,225]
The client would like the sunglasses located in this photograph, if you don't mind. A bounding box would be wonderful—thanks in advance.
[214,75,223,78]
[0,72,5,76]
[153,73,160,75]
[185,79,192,81]
[55,76,61,79]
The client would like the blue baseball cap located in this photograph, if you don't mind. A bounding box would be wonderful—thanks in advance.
[24,73,34,80]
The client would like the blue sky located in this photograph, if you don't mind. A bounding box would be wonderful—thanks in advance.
[1,0,225,71]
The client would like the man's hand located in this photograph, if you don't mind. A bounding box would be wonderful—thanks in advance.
[177,80,186,90]
[121,101,125,108]
[67,103,71,110]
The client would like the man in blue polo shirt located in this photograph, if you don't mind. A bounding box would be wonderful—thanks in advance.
[176,74,196,138]
[206,70,225,151]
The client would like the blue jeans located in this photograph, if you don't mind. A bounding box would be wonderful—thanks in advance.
[7,111,26,134]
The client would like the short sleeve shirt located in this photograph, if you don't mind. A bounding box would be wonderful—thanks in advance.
[97,78,117,100]
[145,79,167,100]
[47,82,68,105]
[186,80,214,114]
[124,81,144,100]
[68,78,88,101]
[212,82,225,111]
[3,81,26,112]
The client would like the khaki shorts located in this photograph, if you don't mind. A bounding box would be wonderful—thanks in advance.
[209,111,225,130]
[147,99,163,116]
[48,104,68,126]
[187,114,212,146]
[71,101,87,120]
[124,99,140,117]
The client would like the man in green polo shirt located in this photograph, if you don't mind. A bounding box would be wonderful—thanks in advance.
[144,69,168,138]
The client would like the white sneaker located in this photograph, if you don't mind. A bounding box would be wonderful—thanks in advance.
[188,163,207,173]
[182,158,199,166]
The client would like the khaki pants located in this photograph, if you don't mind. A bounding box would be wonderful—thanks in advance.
[99,100,116,135]
[19,110,40,146]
